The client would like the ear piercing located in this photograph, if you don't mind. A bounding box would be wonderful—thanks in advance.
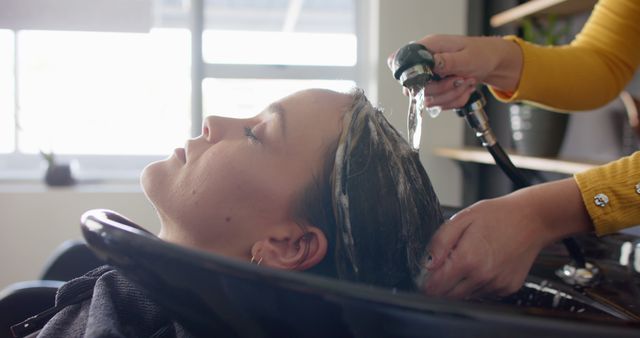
[250,255,263,265]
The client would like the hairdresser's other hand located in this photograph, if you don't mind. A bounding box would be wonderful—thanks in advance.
[422,178,593,299]
[388,34,523,110]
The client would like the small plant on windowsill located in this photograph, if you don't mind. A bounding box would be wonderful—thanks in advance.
[40,150,75,186]
[509,15,571,157]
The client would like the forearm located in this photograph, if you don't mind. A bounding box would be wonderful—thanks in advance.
[491,39,636,111]
[510,178,594,245]
[489,0,640,111]
[482,37,523,93]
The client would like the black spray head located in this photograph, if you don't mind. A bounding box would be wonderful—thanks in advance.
[389,43,440,89]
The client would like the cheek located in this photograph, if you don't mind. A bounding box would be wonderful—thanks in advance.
[173,159,272,223]
[187,162,237,207]
[160,144,302,235]
[191,161,280,210]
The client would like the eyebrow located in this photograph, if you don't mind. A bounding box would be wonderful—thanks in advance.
[268,102,287,139]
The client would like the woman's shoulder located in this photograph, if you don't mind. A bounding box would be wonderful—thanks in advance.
[17,265,194,337]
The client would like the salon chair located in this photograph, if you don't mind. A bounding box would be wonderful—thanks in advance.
[0,240,103,338]
[39,240,102,281]
[0,281,62,338]
[75,208,640,337]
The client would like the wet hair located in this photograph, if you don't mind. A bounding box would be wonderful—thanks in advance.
[294,89,444,291]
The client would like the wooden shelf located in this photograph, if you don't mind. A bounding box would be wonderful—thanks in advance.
[490,0,598,28]
[434,146,605,175]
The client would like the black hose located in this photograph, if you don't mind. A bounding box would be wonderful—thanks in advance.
[487,142,587,268]
[487,144,529,190]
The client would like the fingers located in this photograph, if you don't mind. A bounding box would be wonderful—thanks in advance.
[417,34,466,54]
[386,51,396,71]
[445,277,489,300]
[423,256,457,296]
[423,234,480,297]
[425,231,528,299]
[424,241,495,299]
[442,85,477,111]
[424,78,476,110]
[425,209,472,271]
[423,77,465,96]
[433,51,473,78]
[423,205,491,299]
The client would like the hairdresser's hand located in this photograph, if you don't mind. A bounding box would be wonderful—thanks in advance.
[422,178,593,299]
[422,196,546,299]
[388,35,523,110]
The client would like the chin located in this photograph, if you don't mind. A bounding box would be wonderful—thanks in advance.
[140,159,169,205]
[140,158,185,226]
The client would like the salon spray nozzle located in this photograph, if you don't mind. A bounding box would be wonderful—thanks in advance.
[390,43,443,119]
[389,43,443,151]
[390,43,495,151]
[390,43,440,89]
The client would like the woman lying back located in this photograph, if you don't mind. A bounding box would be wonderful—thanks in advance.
[23,88,443,337]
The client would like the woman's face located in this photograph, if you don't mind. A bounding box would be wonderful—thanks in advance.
[141,89,350,260]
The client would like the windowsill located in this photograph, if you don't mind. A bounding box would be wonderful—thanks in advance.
[0,179,143,193]
[0,164,145,193]
[0,154,160,185]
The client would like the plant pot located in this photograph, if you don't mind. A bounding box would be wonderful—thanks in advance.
[510,104,569,157]
[45,164,76,186]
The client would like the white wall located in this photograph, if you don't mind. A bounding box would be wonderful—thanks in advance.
[0,184,159,290]
[375,0,467,206]
[0,0,468,291]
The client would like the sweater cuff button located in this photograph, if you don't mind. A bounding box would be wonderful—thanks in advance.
[594,193,609,207]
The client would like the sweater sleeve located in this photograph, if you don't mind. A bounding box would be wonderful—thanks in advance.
[490,0,640,111]
[574,151,640,235]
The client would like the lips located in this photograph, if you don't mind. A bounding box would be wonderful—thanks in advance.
[174,147,186,163]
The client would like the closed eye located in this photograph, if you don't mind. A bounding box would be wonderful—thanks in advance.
[244,126,260,144]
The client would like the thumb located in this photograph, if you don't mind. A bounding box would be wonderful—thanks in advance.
[418,34,466,54]
[416,35,471,78]
[426,211,472,270]
[433,51,471,78]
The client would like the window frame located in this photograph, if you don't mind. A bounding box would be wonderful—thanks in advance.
[0,0,375,181]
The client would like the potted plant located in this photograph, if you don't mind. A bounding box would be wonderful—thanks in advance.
[510,15,571,157]
[41,150,75,186]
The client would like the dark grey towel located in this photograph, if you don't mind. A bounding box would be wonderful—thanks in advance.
[14,265,193,337]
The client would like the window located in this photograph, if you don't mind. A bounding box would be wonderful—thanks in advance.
[0,30,14,154]
[17,29,190,155]
[202,30,356,66]
[1,0,364,180]
[199,0,358,120]
[203,79,355,118]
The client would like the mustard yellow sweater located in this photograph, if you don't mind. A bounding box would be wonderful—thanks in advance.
[491,0,640,234]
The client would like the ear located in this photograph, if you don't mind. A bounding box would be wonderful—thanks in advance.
[251,223,327,271]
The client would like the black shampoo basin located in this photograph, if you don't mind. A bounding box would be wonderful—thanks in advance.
[80,209,640,337]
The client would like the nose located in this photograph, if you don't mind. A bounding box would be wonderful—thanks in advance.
[202,115,244,143]
[202,115,223,143]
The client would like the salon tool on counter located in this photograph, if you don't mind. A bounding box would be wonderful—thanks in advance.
[389,43,591,276]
